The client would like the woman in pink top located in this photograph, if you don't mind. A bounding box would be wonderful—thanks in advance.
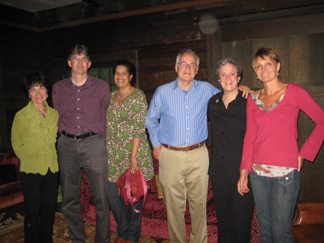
[237,47,324,243]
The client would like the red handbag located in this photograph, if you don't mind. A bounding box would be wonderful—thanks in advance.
[116,167,148,213]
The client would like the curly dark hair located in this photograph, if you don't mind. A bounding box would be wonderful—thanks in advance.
[113,60,137,86]
[22,71,51,95]
[215,57,243,81]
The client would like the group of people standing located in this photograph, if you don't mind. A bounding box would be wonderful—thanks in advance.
[11,44,324,243]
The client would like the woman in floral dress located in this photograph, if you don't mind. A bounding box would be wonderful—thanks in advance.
[106,60,154,243]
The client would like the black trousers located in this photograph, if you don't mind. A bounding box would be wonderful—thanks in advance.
[57,133,110,243]
[20,170,58,243]
[210,176,255,243]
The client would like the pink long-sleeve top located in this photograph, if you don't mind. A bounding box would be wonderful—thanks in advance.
[240,83,324,174]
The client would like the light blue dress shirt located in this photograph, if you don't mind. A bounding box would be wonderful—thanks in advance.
[145,78,220,148]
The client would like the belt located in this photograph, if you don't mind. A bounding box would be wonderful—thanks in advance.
[161,142,205,152]
[62,131,97,140]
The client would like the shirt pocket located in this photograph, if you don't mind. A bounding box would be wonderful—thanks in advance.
[84,98,101,123]
[278,170,300,186]
[84,98,99,114]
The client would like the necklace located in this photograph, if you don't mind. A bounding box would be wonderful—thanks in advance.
[117,87,131,101]
[36,105,47,118]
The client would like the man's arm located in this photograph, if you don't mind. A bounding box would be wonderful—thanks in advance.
[145,90,162,158]
[238,85,253,98]
[101,82,110,142]
[52,83,60,114]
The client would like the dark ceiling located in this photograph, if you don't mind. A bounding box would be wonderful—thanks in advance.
[1,0,324,31]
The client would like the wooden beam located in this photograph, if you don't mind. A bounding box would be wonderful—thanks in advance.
[0,19,39,32]
[222,12,324,41]
[207,27,222,86]
[39,0,230,31]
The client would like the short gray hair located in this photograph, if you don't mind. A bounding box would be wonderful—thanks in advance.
[215,57,243,80]
[176,49,200,67]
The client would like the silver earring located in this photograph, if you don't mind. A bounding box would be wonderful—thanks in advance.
[257,77,259,80]
[277,72,280,75]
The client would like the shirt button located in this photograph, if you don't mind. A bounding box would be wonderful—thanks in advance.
[185,106,188,108]
[77,108,80,110]
[78,126,80,128]
[77,117,79,119]
[78,90,80,92]
[187,128,189,130]
[186,117,188,119]
[77,98,80,101]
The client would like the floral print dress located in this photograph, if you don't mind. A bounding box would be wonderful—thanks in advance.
[106,88,154,182]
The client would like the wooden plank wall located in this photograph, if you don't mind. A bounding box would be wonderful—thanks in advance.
[0,26,39,151]
[0,5,324,201]
[221,33,324,88]
[38,11,324,202]
[38,11,209,102]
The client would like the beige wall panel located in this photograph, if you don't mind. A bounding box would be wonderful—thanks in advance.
[309,33,324,85]
[289,35,310,85]
[251,37,289,87]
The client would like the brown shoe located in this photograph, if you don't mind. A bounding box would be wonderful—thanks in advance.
[115,238,124,243]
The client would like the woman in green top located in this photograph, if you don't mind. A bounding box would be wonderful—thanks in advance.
[11,71,59,243]
[106,60,154,243]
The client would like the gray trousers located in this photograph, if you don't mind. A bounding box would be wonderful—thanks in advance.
[57,133,110,243]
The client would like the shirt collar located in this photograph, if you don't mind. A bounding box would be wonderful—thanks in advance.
[26,100,49,119]
[67,75,92,88]
[172,78,197,91]
[215,90,245,107]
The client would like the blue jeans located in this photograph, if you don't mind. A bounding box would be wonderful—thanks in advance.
[250,169,301,243]
[108,182,143,243]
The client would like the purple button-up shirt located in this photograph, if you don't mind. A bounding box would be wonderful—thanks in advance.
[52,76,110,137]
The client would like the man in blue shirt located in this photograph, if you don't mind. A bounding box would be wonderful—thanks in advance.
[146,49,250,242]
[145,49,218,242]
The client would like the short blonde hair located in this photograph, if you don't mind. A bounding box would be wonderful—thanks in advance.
[252,47,280,68]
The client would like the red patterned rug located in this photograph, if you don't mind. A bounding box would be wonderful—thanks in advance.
[81,159,260,242]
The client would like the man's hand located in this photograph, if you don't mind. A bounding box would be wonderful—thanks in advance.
[237,169,249,196]
[153,146,162,160]
[238,85,253,99]
[298,156,305,172]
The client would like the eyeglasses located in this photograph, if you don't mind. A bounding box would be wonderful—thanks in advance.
[178,62,198,69]
[71,56,89,63]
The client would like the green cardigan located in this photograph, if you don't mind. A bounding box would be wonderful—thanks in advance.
[11,101,59,175]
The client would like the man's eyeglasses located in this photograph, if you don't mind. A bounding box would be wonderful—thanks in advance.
[71,56,89,63]
[178,62,198,69]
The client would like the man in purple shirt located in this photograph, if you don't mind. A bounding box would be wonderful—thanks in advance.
[53,44,110,243]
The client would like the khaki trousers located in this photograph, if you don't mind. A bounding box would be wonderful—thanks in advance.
[159,144,209,243]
